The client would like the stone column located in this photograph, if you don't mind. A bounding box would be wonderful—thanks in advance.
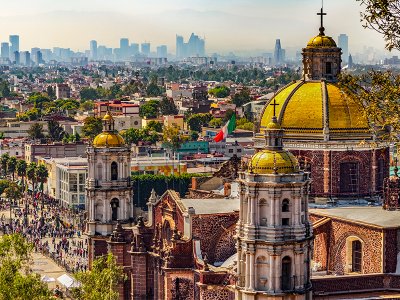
[245,252,250,290]
[249,246,255,291]
[269,254,275,292]
[323,151,331,196]
[371,149,377,194]
[275,255,282,292]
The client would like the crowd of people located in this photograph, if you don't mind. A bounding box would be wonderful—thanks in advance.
[0,194,88,274]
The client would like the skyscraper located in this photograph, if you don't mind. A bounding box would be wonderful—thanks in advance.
[9,35,19,56]
[141,43,150,56]
[176,35,184,59]
[338,34,349,63]
[130,43,139,55]
[90,40,97,61]
[175,33,205,59]
[274,39,282,65]
[156,45,167,58]
[120,38,129,59]
[1,43,9,59]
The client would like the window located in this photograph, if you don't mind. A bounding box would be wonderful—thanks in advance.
[282,199,290,212]
[111,161,118,181]
[326,62,332,74]
[340,162,359,194]
[376,158,385,191]
[134,121,139,125]
[282,218,290,226]
[110,198,119,221]
[228,149,234,153]
[237,149,242,153]
[281,256,292,291]
[352,240,362,272]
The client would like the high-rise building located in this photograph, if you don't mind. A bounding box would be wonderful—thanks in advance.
[176,35,184,59]
[31,47,40,62]
[1,43,9,59]
[274,39,283,65]
[130,43,139,55]
[90,40,97,61]
[20,51,30,66]
[9,35,19,55]
[175,33,205,59]
[141,42,150,56]
[35,51,43,64]
[12,51,20,65]
[120,38,129,59]
[156,45,167,58]
[338,34,349,63]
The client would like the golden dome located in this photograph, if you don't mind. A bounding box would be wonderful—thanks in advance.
[93,132,125,148]
[307,35,337,48]
[102,112,113,121]
[259,81,370,139]
[249,150,299,174]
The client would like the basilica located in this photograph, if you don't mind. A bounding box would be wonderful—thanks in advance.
[85,9,400,300]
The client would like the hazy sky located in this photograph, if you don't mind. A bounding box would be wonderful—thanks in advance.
[0,0,390,55]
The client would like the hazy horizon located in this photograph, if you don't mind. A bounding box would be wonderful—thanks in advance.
[0,0,392,55]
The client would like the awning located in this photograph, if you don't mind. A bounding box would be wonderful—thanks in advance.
[57,274,81,288]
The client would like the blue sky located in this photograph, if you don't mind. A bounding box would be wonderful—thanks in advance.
[0,0,388,54]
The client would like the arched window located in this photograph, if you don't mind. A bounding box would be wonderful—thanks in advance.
[282,199,290,212]
[352,240,362,272]
[281,256,292,291]
[111,161,118,181]
[110,198,119,221]
[340,162,359,194]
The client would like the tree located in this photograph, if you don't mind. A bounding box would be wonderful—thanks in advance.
[46,86,56,100]
[35,164,49,212]
[5,181,22,212]
[0,80,10,98]
[26,162,37,199]
[146,82,162,97]
[26,93,50,109]
[80,87,99,100]
[7,156,17,181]
[47,120,65,141]
[1,153,10,177]
[0,179,10,195]
[187,113,212,132]
[139,100,160,119]
[82,117,103,140]
[16,160,27,191]
[224,109,235,123]
[80,100,95,112]
[163,125,187,156]
[160,97,178,115]
[208,85,230,98]
[72,253,126,300]
[209,118,223,128]
[27,123,45,140]
[231,87,251,107]
[190,131,199,141]
[146,120,163,133]
[358,0,400,51]
[0,234,52,299]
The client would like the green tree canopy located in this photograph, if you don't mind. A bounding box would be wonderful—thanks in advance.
[187,113,212,132]
[231,87,251,107]
[47,120,65,141]
[160,97,178,115]
[82,117,103,139]
[0,234,51,300]
[209,117,223,128]
[27,123,45,140]
[26,93,50,109]
[1,153,10,176]
[139,100,160,119]
[0,80,11,98]
[146,120,163,133]
[208,85,230,98]
[72,253,126,300]
[80,87,99,100]
[7,157,17,181]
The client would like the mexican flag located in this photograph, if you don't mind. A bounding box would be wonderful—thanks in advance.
[213,114,236,142]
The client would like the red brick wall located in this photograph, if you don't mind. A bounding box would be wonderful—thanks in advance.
[191,213,238,264]
[311,214,384,275]
[130,253,148,299]
[384,229,398,273]
[290,147,389,198]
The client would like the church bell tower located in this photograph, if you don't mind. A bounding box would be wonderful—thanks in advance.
[236,111,313,299]
[86,112,133,236]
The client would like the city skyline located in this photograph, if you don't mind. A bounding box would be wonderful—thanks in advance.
[0,0,394,55]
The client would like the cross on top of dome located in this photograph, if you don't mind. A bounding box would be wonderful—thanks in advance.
[317,5,327,36]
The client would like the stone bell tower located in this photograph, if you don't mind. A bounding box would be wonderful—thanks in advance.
[86,112,133,236]
[236,112,313,300]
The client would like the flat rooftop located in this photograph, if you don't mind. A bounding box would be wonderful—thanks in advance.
[310,206,400,228]
[179,198,239,215]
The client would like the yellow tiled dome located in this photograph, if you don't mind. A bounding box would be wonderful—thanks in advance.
[249,150,299,174]
[259,81,370,138]
[93,132,125,148]
[102,112,113,121]
[307,35,337,47]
